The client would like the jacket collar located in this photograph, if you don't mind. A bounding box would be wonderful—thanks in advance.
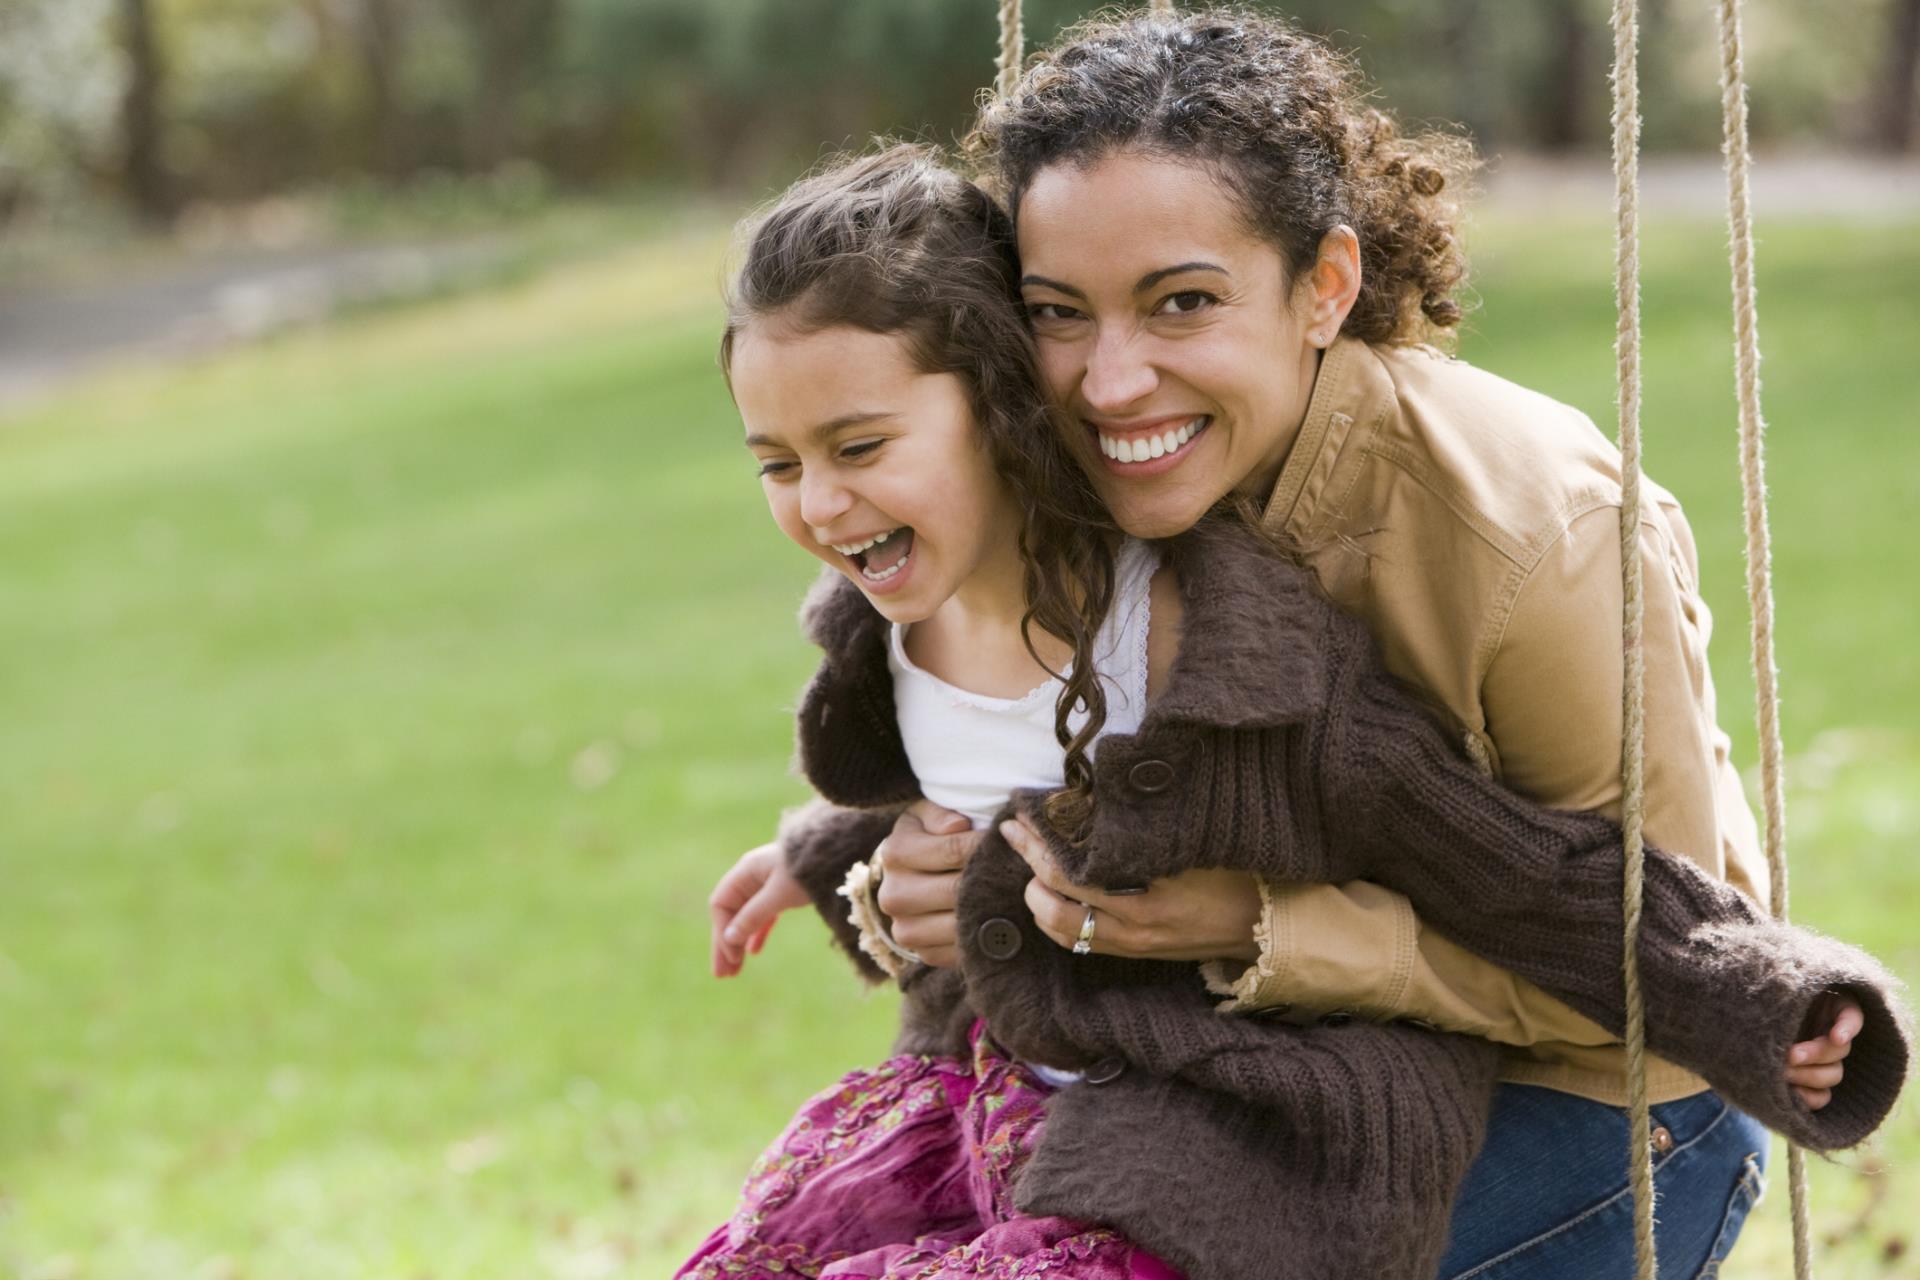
[794,516,1332,805]
[1260,334,1393,541]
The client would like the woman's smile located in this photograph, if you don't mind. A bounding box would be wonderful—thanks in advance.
[1089,414,1213,476]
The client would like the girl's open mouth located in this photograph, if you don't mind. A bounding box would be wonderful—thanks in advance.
[847,527,916,594]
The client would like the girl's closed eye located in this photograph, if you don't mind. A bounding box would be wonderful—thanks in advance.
[1026,302,1083,324]
[840,438,886,461]
[756,457,797,480]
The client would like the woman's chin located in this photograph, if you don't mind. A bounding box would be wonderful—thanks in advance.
[1099,485,1219,540]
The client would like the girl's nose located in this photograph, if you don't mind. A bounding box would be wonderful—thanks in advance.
[1080,329,1159,413]
[799,469,855,531]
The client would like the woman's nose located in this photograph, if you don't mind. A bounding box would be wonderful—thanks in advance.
[1080,328,1159,413]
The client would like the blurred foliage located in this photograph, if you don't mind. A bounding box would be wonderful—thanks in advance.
[0,0,1915,226]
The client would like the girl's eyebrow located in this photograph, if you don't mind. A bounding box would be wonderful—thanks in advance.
[745,410,892,449]
[1020,262,1229,299]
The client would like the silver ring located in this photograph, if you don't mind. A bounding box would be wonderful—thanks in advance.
[1071,904,1097,956]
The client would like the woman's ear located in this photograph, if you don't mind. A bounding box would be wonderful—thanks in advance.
[1300,225,1362,348]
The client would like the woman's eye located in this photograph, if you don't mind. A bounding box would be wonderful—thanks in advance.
[841,439,884,461]
[1026,302,1082,323]
[756,459,797,479]
[1155,291,1217,316]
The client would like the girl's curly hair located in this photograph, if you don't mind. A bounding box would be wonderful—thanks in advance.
[720,144,1117,837]
[966,5,1479,347]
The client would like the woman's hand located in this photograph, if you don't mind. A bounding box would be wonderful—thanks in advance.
[874,799,981,969]
[999,815,1263,964]
[708,842,811,978]
[1787,992,1863,1111]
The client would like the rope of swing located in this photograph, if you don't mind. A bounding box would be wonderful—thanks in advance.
[1714,0,1813,1267]
[1613,0,1808,1271]
[1605,0,1658,1268]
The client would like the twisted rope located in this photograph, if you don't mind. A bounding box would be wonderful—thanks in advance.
[1715,0,1813,1273]
[996,0,1024,100]
[1606,0,1659,1273]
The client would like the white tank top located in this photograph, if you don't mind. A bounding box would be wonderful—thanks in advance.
[889,538,1158,830]
[888,539,1158,1089]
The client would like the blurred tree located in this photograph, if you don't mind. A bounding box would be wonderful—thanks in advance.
[0,0,123,215]
[117,0,176,224]
[1874,0,1920,151]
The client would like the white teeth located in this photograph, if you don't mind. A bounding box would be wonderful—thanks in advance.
[861,555,907,582]
[1096,417,1207,465]
[828,528,900,556]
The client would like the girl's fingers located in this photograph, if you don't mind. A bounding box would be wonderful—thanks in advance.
[1794,1086,1832,1111]
[1830,998,1865,1046]
[1788,1035,1852,1066]
[749,918,776,954]
[726,882,789,949]
[1786,1062,1845,1089]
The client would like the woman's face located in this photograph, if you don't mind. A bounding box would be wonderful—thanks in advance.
[733,320,1018,625]
[1017,150,1338,538]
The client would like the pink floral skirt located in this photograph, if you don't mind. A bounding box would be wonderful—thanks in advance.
[676,1020,1185,1279]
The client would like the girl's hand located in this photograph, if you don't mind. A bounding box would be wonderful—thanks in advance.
[708,842,812,978]
[999,815,1263,964]
[1787,991,1863,1111]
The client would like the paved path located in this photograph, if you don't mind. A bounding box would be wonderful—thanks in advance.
[0,237,506,417]
[3,155,1915,418]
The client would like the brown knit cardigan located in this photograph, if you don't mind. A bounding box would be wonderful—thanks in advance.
[777,517,1910,1280]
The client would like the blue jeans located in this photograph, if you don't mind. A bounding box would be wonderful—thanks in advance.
[1437,1085,1769,1280]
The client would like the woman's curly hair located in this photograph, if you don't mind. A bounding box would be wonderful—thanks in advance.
[966,5,1479,347]
[720,144,1117,837]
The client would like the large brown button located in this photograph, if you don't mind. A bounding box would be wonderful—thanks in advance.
[1127,759,1175,793]
[1651,1125,1674,1154]
[1083,1057,1126,1085]
[977,917,1023,961]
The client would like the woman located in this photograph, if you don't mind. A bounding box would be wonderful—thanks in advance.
[843,9,1853,1277]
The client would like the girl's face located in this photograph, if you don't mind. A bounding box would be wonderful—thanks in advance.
[1016,150,1348,538]
[733,321,1019,625]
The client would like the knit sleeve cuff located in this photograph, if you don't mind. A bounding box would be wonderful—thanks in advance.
[839,853,921,982]
[1201,876,1294,1014]
[778,798,903,986]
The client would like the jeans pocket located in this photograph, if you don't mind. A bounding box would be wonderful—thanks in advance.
[1694,1152,1766,1279]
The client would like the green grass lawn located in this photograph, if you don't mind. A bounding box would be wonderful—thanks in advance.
[2,207,1916,1279]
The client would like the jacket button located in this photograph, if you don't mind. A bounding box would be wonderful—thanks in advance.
[976,917,1023,961]
[1128,759,1175,793]
[1319,1010,1355,1027]
[1084,1056,1126,1085]
[1651,1125,1674,1154]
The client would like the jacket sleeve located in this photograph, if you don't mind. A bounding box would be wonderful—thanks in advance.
[1313,638,1911,1152]
[1209,508,1765,1050]
[1198,878,1617,1049]
[777,797,907,987]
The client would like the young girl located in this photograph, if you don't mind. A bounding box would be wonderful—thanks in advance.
[686,145,1907,1280]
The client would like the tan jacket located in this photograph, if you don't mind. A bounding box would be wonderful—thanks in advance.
[1198,335,1770,1105]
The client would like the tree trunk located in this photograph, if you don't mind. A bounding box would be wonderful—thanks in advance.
[1873,0,1920,152]
[117,0,175,226]
[1535,0,1592,151]
[354,0,406,177]
[460,0,560,171]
